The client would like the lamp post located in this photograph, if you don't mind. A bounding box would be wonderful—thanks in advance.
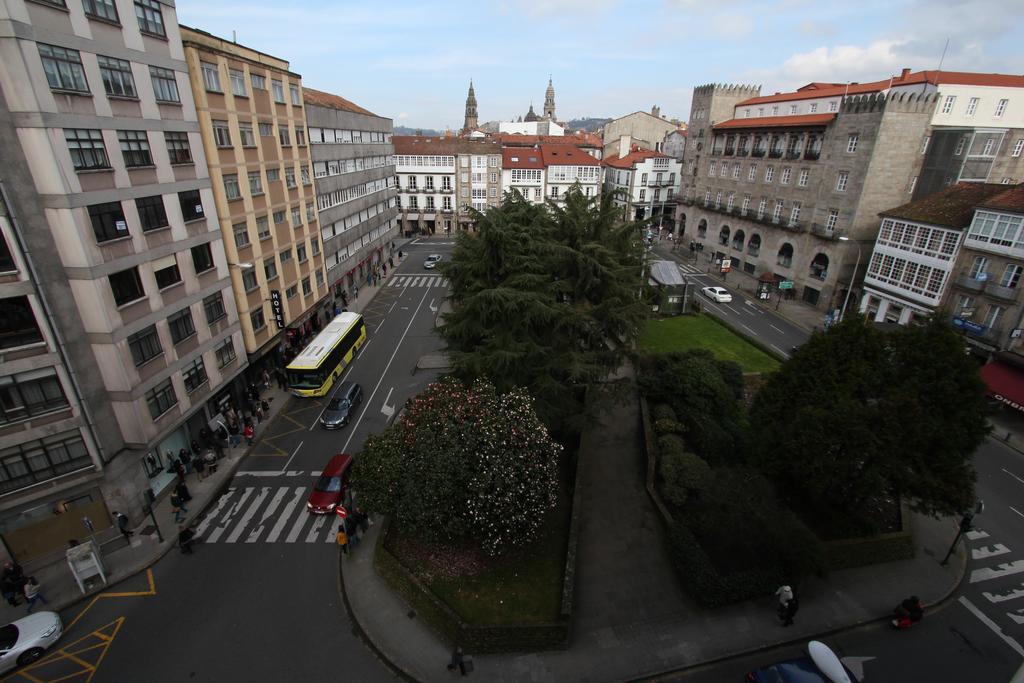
[942,500,985,566]
[837,236,862,322]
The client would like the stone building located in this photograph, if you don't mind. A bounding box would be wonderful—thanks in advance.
[179,27,328,369]
[304,89,398,303]
[602,106,684,158]
[0,0,244,558]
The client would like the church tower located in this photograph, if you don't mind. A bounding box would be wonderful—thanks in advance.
[463,80,478,132]
[543,77,556,121]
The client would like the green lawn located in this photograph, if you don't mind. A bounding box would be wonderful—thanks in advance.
[639,314,781,373]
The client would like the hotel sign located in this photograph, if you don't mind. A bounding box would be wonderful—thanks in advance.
[270,290,284,329]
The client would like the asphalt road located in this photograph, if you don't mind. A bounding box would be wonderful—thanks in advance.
[34,242,455,683]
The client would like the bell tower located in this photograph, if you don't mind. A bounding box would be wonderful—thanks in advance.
[543,76,556,121]
[463,80,478,131]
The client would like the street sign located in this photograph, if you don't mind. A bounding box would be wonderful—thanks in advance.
[270,290,285,329]
[720,258,732,273]
[334,506,348,519]
[779,280,794,290]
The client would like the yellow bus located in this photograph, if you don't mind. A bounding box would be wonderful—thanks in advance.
[286,313,367,397]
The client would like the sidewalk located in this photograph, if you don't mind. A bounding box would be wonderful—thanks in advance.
[341,372,968,682]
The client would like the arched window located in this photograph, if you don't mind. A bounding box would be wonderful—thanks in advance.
[777,242,794,268]
[731,229,745,251]
[748,233,761,257]
[810,253,830,280]
[719,224,731,246]
[697,219,707,239]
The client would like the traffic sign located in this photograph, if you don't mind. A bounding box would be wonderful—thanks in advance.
[720,258,732,273]
[779,280,794,290]
[334,506,348,519]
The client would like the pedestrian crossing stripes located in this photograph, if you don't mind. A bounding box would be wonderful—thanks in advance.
[389,275,449,289]
[195,485,348,545]
[676,263,706,275]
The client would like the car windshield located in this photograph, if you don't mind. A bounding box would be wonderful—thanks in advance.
[327,398,341,410]
[0,624,17,650]
[314,475,343,493]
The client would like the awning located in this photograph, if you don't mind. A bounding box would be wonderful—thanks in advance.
[980,361,1024,413]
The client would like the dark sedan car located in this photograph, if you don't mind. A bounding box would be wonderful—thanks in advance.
[320,381,362,430]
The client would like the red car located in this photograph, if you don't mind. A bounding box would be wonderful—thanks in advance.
[307,454,353,514]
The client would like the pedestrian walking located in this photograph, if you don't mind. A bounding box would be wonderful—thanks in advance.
[344,515,360,548]
[446,646,469,676]
[194,453,206,480]
[175,478,192,503]
[171,493,187,523]
[276,368,287,390]
[1,561,25,606]
[261,398,270,415]
[335,525,349,555]
[203,450,218,475]
[113,511,133,542]
[23,577,47,613]
[783,593,800,626]
[262,368,270,389]
[178,526,196,554]
[354,506,370,534]
[243,422,255,446]
[227,419,241,447]
[776,584,795,626]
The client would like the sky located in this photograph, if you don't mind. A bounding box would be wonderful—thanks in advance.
[176,0,1024,131]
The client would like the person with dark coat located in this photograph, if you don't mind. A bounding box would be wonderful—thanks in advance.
[446,646,468,676]
[1,561,25,606]
[113,511,133,541]
[178,526,196,554]
[782,593,799,626]
[171,493,187,523]
[175,479,192,503]
[194,454,207,481]
[173,454,186,481]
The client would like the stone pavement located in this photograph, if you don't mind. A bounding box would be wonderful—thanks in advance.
[341,366,971,682]
[0,242,413,625]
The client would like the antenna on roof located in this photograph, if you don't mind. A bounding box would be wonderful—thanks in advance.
[232,30,236,43]
[936,37,950,73]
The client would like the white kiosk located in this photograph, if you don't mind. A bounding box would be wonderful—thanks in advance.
[66,541,107,594]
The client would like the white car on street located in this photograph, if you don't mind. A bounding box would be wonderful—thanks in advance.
[424,254,443,269]
[701,286,733,303]
[0,611,62,673]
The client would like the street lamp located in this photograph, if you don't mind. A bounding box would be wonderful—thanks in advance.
[942,500,985,565]
[837,236,862,322]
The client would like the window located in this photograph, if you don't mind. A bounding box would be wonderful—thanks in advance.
[251,73,266,90]
[136,195,168,231]
[826,209,839,231]
[191,243,214,274]
[200,61,221,92]
[279,125,291,146]
[639,189,646,201]
[266,167,280,182]
[229,69,246,97]
[83,0,119,22]
[709,162,716,177]
[780,167,791,185]
[97,56,136,97]
[154,256,181,290]
[835,171,849,192]
[985,305,1005,329]
[182,357,207,393]
[213,121,231,148]
[1013,139,1024,158]
[127,325,161,366]
[765,166,774,182]
[279,247,292,264]
[955,136,967,156]
[296,243,307,262]
[256,215,270,239]
[215,338,236,367]
[291,207,301,226]
[311,236,320,255]
[150,66,179,103]
[969,255,988,278]
[315,269,325,289]
[771,106,779,116]
[250,307,266,331]
[772,201,784,223]
[164,131,191,164]
[272,79,285,103]
[259,122,273,137]
[302,277,311,296]
[38,44,89,92]
[1000,264,1022,289]
[789,202,801,226]
[88,201,128,242]
[178,190,204,222]
[233,221,250,248]
[285,167,296,188]
[748,165,757,181]
[809,103,818,113]
[145,379,176,420]
[828,101,838,112]
[167,307,195,343]
[789,105,797,115]
[223,174,241,200]
[301,166,310,185]
[242,268,258,291]
[296,127,306,146]
[995,99,1008,117]
[732,164,740,179]
[846,134,859,153]
[264,257,277,281]
[982,139,996,156]
[290,84,301,105]
[966,97,979,116]
[798,169,809,187]
[118,130,152,167]
[248,171,263,195]
[273,210,285,225]
[941,95,956,114]
[109,267,144,306]
[0,368,68,424]
[285,285,297,300]
[0,297,43,349]
[239,124,256,147]
[134,0,165,36]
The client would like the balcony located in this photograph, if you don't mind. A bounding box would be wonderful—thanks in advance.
[424,186,436,193]
[768,149,783,159]
[440,187,453,193]
[752,149,766,158]
[736,149,749,157]
[805,150,821,161]
[810,223,837,239]
[955,270,987,292]
[786,150,802,160]
[984,280,1021,302]
[724,147,735,156]
[711,148,724,156]
[748,247,760,257]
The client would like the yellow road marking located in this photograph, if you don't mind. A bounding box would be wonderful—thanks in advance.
[64,568,155,633]
[5,618,124,683]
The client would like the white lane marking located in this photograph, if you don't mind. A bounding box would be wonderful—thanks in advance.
[246,487,288,543]
[1003,468,1024,486]
[770,345,790,359]
[1011,506,1024,520]
[265,487,307,543]
[740,323,757,335]
[194,490,234,536]
[1010,608,1024,625]
[283,441,304,473]
[411,277,423,287]
[206,487,253,543]
[340,286,432,455]
[959,596,1024,657]
[966,529,991,540]
[285,507,313,543]
[305,513,328,543]
[971,560,1024,584]
[770,324,785,334]
[381,387,395,418]
[983,583,1024,603]
[973,544,1012,560]
[225,487,270,543]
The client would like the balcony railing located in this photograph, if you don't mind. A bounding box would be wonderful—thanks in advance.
[955,270,987,292]
[805,150,821,160]
[724,147,735,156]
[786,150,802,160]
[768,149,783,159]
[731,240,744,251]
[810,223,836,239]
[711,148,724,156]
[748,247,760,257]
[752,149,766,157]
[736,149,749,157]
[777,257,793,268]
[440,187,453,193]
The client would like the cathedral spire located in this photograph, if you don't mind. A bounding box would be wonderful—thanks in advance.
[543,76,556,121]
[463,79,478,132]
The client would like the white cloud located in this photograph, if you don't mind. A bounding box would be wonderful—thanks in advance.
[502,0,618,18]
[747,41,907,91]
[398,112,409,120]
[712,12,753,39]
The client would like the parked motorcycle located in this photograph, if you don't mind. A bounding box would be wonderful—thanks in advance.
[892,595,924,628]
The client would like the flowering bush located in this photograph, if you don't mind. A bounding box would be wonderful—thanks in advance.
[354,377,561,555]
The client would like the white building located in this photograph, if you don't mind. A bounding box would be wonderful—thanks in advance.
[499,120,565,136]
[541,144,602,203]
[603,145,681,226]
[502,148,545,204]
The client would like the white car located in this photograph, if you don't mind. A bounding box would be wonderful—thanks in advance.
[424,254,443,269]
[701,286,733,303]
[0,611,62,673]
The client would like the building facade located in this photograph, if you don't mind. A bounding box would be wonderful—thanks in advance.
[304,89,398,303]
[0,0,244,558]
[603,147,681,227]
[541,144,601,204]
[602,107,683,157]
[180,27,328,368]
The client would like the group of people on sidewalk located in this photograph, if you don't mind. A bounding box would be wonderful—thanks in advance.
[334,507,371,555]
[2,561,48,613]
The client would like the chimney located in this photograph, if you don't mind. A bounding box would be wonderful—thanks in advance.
[900,67,911,80]
[618,134,632,159]
[651,105,660,118]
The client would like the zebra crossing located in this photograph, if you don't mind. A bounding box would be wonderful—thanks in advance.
[194,485,344,545]
[677,262,707,276]
[961,508,1024,656]
[389,274,449,289]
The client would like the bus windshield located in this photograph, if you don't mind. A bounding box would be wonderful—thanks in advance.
[288,369,323,389]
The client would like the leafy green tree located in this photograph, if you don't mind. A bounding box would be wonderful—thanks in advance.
[352,377,561,555]
[439,188,648,430]
[748,316,988,520]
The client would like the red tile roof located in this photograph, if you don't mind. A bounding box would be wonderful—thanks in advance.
[978,184,1024,215]
[713,113,836,131]
[539,144,600,167]
[496,132,602,148]
[302,87,377,117]
[392,135,501,155]
[898,71,1024,89]
[738,80,892,106]
[603,148,670,169]
[502,148,544,169]
[880,182,1012,229]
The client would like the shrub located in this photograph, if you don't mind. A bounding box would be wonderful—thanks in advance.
[657,433,686,460]
[654,418,685,436]
[651,403,678,423]
[659,451,711,507]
